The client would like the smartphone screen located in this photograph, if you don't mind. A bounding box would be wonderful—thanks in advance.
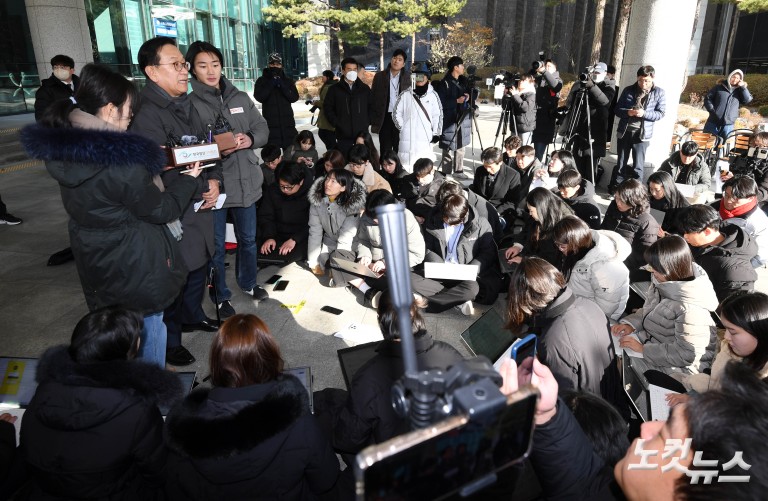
[356,387,538,500]
[266,274,282,285]
[274,280,289,291]
[321,305,343,315]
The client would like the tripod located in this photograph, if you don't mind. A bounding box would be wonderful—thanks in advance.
[448,97,483,175]
[562,84,596,184]
[493,93,518,147]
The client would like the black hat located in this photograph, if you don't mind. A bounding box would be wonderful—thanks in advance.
[446,56,463,73]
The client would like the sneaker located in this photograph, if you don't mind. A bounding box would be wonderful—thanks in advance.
[364,289,382,308]
[457,300,475,316]
[0,213,22,225]
[245,285,269,301]
[452,171,469,180]
[413,293,429,309]
[217,300,236,318]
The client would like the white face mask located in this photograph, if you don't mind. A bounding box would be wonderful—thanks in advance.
[592,72,605,84]
[345,70,358,82]
[53,68,71,82]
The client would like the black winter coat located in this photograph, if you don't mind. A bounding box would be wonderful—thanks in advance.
[659,152,711,194]
[691,223,758,302]
[601,202,659,281]
[19,346,183,500]
[563,80,615,158]
[469,164,522,219]
[704,81,752,127]
[511,91,537,133]
[164,376,341,500]
[329,333,463,454]
[434,74,472,151]
[253,67,300,149]
[258,166,313,246]
[513,201,574,267]
[405,172,446,220]
[370,65,410,132]
[130,82,224,270]
[532,70,563,142]
[527,288,621,403]
[323,79,372,141]
[561,179,601,229]
[20,121,197,314]
[34,74,79,120]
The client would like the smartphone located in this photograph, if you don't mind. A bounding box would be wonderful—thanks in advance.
[355,386,539,500]
[510,334,537,366]
[274,280,289,291]
[321,305,343,315]
[266,274,282,285]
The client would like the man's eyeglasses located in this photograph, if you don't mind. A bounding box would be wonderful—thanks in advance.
[278,183,296,192]
[155,61,191,72]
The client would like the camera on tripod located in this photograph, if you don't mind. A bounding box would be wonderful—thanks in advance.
[494,70,522,89]
[465,64,483,84]
[531,51,547,71]
[578,64,598,85]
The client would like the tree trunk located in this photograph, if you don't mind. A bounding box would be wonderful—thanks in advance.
[724,6,740,72]
[610,0,633,84]
[412,32,416,61]
[380,32,385,69]
[591,0,608,63]
[574,0,589,72]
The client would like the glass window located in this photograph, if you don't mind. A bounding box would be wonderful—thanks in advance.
[195,13,211,46]
[194,0,208,10]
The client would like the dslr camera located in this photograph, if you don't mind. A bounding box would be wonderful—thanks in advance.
[305,97,319,114]
[494,70,522,89]
[531,51,547,71]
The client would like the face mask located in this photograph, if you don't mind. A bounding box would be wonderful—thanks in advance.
[346,70,358,82]
[592,72,605,84]
[53,68,71,82]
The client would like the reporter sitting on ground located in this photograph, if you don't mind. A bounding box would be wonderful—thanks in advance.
[406,157,446,224]
[504,187,574,267]
[612,236,718,376]
[331,189,426,308]
[658,139,711,195]
[498,356,768,500]
[512,145,546,212]
[556,168,601,229]
[260,143,283,188]
[469,146,521,230]
[421,193,501,315]
[314,293,463,456]
[257,161,312,265]
[20,307,182,499]
[601,179,659,282]
[667,291,768,408]
[505,257,619,400]
[379,150,415,202]
[165,314,342,499]
[553,216,631,322]
[678,204,757,302]
[561,390,630,468]
[345,143,392,194]
[539,148,578,183]
[713,175,768,267]
[313,148,345,179]
[438,179,503,242]
[647,170,690,236]
[307,168,367,285]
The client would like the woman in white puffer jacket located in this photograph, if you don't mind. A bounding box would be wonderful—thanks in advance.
[553,216,631,321]
[393,67,442,172]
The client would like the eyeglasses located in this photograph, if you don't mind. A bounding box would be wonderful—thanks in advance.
[155,61,191,72]
[278,183,296,192]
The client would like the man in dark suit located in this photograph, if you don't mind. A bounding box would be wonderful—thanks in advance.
[34,54,79,120]
[469,146,521,229]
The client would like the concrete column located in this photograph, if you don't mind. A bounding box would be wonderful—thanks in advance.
[688,0,708,75]
[307,23,330,78]
[26,0,93,79]
[602,0,698,187]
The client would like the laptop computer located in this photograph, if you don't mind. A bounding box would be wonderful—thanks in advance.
[459,309,516,367]
[337,341,381,390]
[621,353,685,422]
[329,257,382,279]
[423,262,479,280]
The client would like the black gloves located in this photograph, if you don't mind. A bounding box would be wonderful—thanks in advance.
[431,135,440,144]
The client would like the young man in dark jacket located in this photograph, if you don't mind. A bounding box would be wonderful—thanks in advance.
[370,49,410,155]
[252,52,299,150]
[532,60,563,160]
[323,57,372,157]
[34,54,79,120]
[703,69,752,140]
[557,169,601,229]
[611,65,666,189]
[469,146,521,229]
[679,204,757,302]
[435,56,473,178]
[659,140,711,194]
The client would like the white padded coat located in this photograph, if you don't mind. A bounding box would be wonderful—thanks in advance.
[393,86,443,172]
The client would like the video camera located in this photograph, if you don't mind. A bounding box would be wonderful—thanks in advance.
[465,65,483,84]
[578,64,598,84]
[494,70,522,89]
[531,51,547,71]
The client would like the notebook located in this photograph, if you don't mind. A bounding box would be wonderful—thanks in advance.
[423,262,479,280]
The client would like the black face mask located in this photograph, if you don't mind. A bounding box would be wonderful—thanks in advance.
[414,83,428,96]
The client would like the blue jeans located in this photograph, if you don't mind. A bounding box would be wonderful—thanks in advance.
[703,121,733,142]
[211,204,258,302]
[138,312,166,368]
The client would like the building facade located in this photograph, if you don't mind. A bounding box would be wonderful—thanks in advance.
[0,0,306,117]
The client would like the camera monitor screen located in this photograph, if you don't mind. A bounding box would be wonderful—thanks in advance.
[354,386,538,501]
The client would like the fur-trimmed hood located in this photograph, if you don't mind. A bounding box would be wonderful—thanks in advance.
[32,345,183,430]
[308,175,367,215]
[165,375,309,459]
[20,122,167,188]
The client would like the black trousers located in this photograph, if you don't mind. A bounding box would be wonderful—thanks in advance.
[378,112,400,155]
[163,265,208,349]
[318,128,336,151]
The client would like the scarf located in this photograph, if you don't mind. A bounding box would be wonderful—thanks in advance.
[445,223,464,264]
[719,197,757,220]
